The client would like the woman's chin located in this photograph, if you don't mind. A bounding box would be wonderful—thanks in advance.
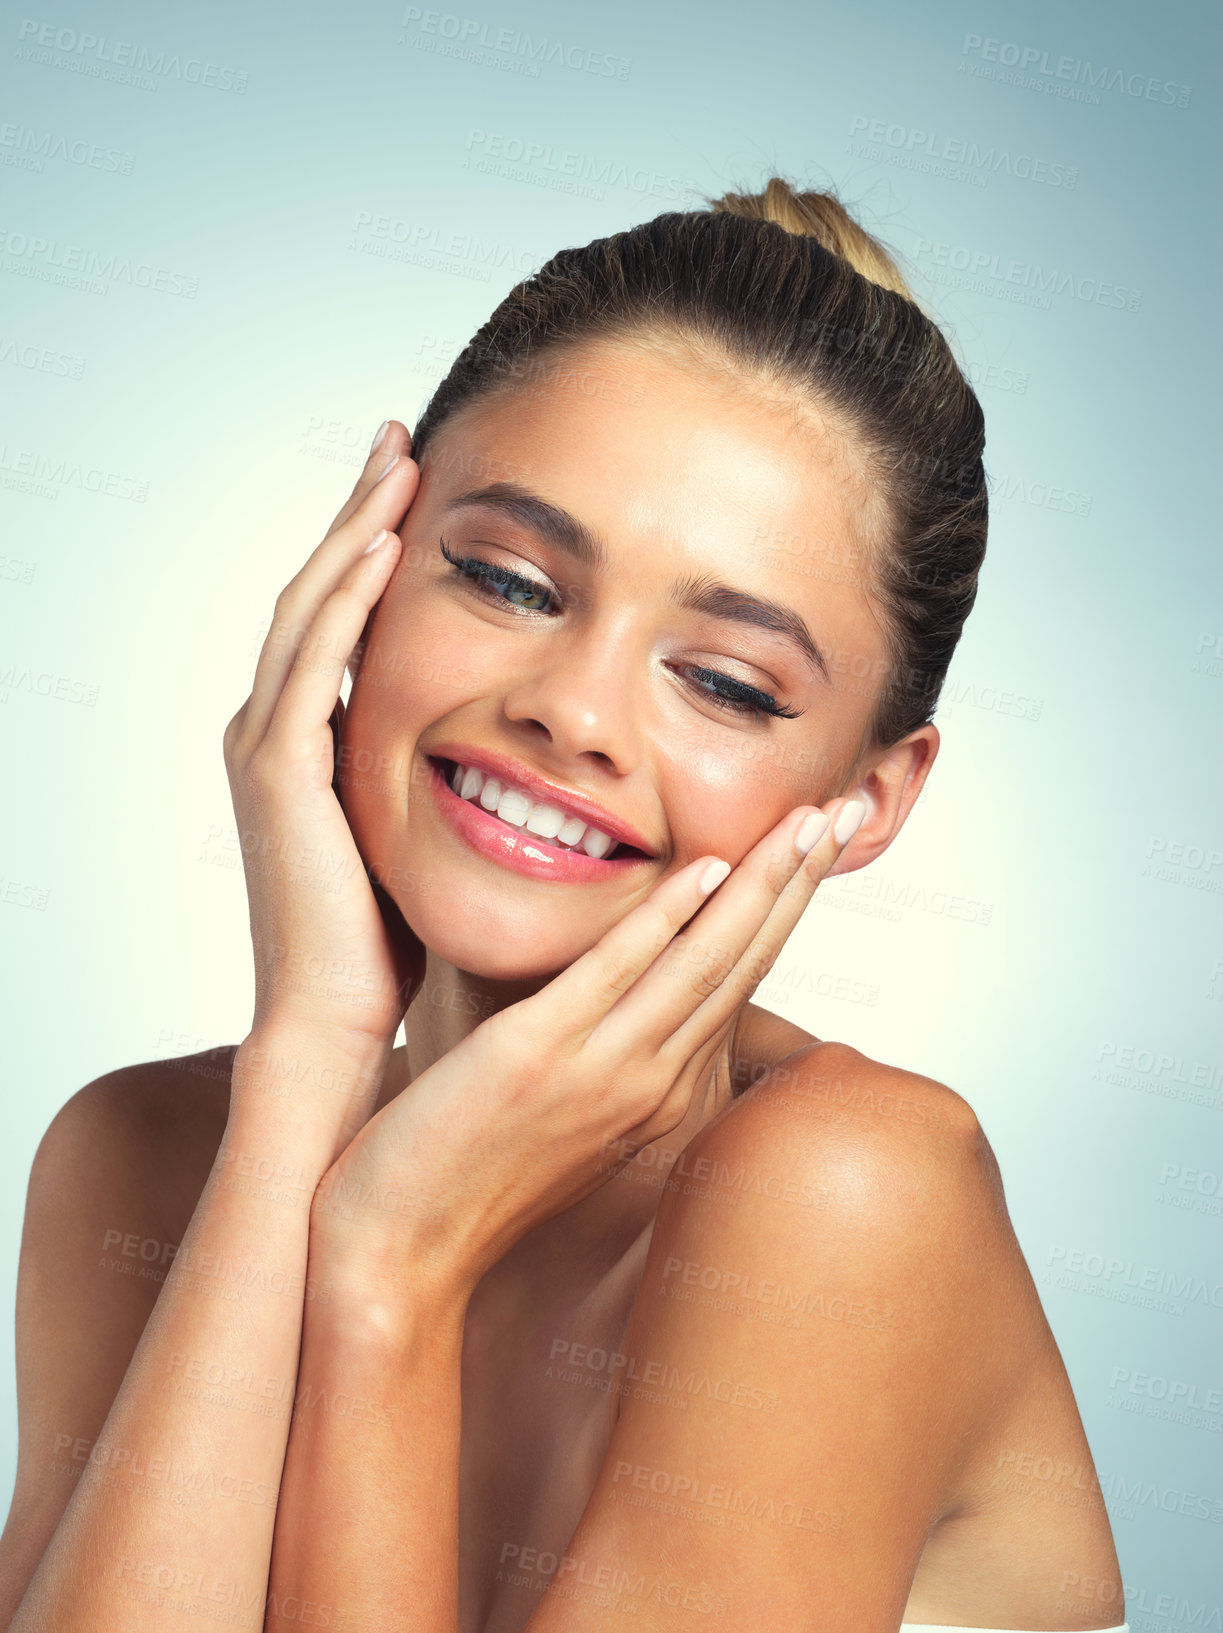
[397,900,593,987]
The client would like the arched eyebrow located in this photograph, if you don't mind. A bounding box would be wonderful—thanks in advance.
[443,481,832,686]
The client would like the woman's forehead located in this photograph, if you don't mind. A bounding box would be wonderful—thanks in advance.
[419,340,875,564]
[412,359,888,694]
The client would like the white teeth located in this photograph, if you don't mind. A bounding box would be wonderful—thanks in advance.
[443,759,626,858]
[525,802,566,840]
[459,764,483,800]
[581,827,614,860]
[479,777,502,812]
[496,789,532,828]
[557,814,587,846]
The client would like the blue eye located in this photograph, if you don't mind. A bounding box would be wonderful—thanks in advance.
[440,536,554,612]
[438,536,802,722]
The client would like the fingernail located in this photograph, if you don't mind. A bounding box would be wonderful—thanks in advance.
[698,858,731,894]
[371,420,389,454]
[363,528,389,555]
[833,799,867,844]
[373,454,400,484]
[794,811,830,855]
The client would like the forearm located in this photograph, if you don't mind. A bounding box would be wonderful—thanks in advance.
[11,1028,392,1633]
[266,1226,469,1633]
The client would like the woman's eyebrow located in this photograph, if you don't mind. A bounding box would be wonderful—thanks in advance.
[443,482,831,685]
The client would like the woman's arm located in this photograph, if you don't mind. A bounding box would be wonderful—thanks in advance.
[7,1026,390,1633]
[266,1203,470,1633]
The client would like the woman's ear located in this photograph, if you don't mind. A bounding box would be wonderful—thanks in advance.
[823,723,939,879]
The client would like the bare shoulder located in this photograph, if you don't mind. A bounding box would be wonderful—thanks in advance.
[669,1033,1026,1402]
[718,1029,997,1189]
[40,1045,237,1237]
[550,1046,1033,1626]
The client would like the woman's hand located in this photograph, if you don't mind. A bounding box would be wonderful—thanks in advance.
[309,795,867,1300]
[223,421,425,1105]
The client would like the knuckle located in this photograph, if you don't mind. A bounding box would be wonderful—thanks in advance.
[604,957,638,999]
[667,933,733,1000]
[760,852,795,899]
[739,932,780,991]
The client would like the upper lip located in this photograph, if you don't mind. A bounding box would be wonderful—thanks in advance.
[426,742,658,857]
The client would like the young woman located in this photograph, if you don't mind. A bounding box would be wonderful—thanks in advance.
[1,179,1129,1632]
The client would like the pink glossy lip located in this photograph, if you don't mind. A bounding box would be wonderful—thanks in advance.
[424,741,657,857]
[425,756,656,883]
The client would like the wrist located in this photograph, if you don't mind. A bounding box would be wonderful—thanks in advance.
[308,1159,482,1316]
[230,1024,394,1158]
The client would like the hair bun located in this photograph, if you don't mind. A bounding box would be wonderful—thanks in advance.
[705,176,913,300]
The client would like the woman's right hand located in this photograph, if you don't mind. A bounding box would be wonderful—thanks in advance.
[223,421,425,1106]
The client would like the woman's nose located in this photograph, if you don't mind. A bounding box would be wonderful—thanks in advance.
[498,631,645,772]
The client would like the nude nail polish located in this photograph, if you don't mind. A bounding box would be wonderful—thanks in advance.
[833,799,867,844]
[794,811,830,855]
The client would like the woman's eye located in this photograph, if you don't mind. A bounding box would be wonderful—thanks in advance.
[683,665,801,721]
[440,537,555,613]
[439,537,802,722]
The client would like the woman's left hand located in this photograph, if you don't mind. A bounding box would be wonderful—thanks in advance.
[308,794,868,1302]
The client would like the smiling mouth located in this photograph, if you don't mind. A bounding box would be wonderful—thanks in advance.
[428,756,652,862]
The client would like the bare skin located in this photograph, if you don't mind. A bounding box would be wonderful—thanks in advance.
[1,337,1125,1630]
[3,1014,1122,1633]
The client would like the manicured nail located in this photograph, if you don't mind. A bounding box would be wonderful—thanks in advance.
[698,858,731,894]
[373,454,400,484]
[794,811,830,855]
[833,799,867,844]
[371,420,389,454]
[363,528,389,555]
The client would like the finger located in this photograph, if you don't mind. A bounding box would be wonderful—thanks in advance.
[589,796,866,1066]
[241,455,418,745]
[324,420,413,540]
[520,852,738,1050]
[259,529,404,754]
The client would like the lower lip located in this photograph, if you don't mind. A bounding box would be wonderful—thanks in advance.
[425,757,654,884]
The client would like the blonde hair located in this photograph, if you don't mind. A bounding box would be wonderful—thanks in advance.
[706,176,914,301]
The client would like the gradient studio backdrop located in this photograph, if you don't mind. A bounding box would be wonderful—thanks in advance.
[2,0,1219,1612]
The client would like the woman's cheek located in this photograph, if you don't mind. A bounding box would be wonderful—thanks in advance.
[357,572,482,723]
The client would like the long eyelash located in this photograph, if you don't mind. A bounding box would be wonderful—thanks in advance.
[687,665,803,721]
[440,536,555,613]
[438,535,803,722]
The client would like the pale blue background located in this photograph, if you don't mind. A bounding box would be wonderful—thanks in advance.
[1,0,1219,1617]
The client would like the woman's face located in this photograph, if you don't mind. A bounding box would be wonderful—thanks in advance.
[340,335,929,982]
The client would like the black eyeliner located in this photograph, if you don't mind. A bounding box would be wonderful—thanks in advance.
[437,535,802,721]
